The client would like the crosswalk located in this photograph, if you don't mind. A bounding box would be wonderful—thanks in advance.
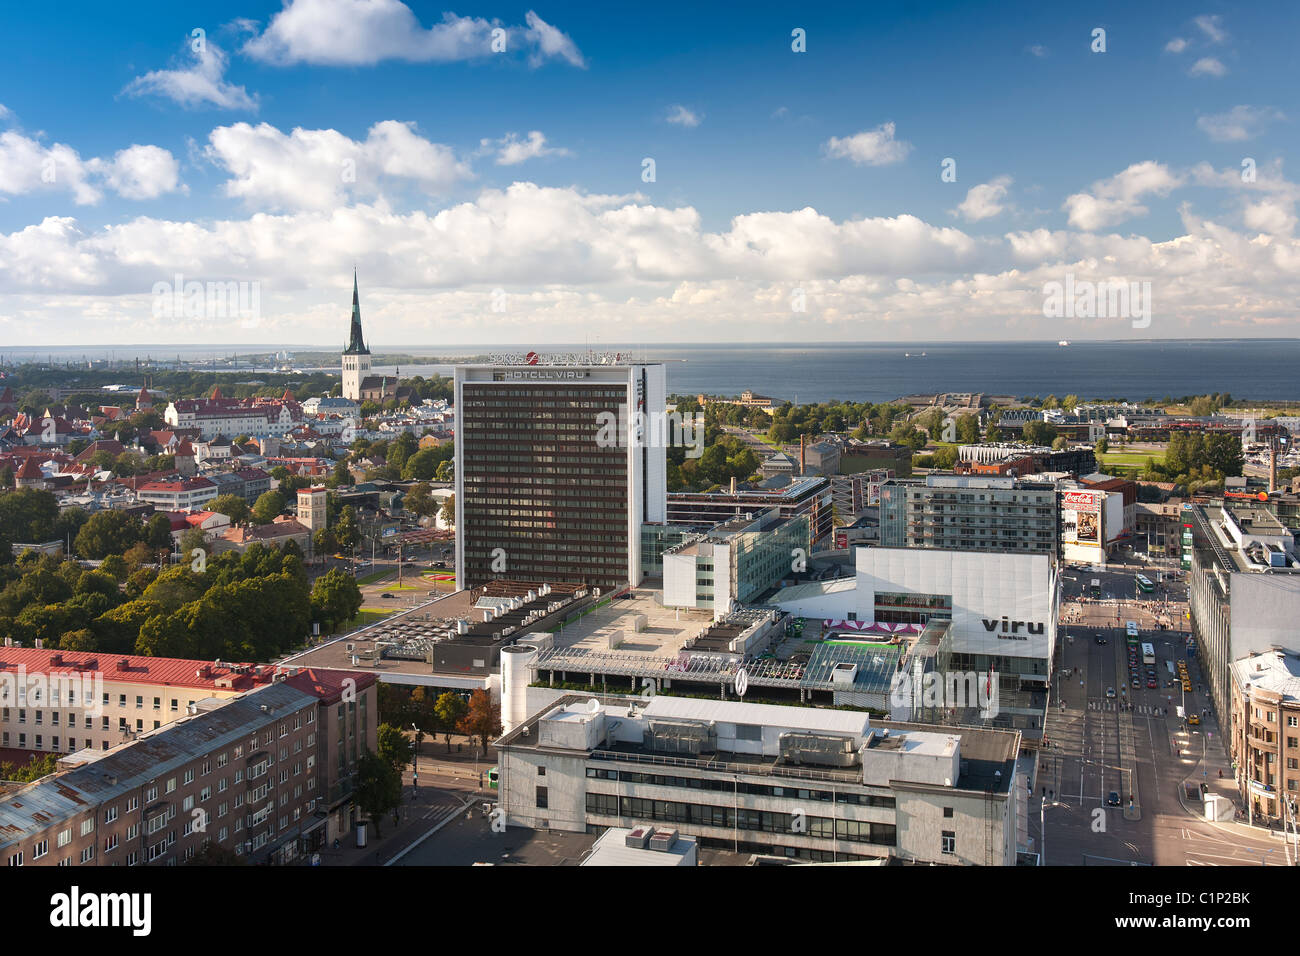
[1087,700,1160,715]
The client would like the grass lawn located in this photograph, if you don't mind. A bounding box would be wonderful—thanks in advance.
[1099,451,1163,468]
[355,569,395,586]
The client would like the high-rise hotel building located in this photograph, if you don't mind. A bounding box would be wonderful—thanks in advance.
[455,357,667,590]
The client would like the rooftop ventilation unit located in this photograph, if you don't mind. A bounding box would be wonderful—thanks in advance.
[625,825,652,849]
[779,732,860,768]
[648,828,678,852]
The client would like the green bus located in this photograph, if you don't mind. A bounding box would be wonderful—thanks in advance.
[1135,573,1154,594]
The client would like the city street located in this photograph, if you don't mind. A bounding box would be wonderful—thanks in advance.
[1034,579,1293,866]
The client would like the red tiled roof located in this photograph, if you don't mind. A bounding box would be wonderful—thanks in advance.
[283,667,375,704]
[137,477,216,493]
[0,648,278,692]
[15,458,43,479]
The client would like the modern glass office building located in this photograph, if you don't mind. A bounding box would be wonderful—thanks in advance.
[455,360,667,590]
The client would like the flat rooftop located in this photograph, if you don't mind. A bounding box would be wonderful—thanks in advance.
[547,589,712,657]
[502,694,1019,795]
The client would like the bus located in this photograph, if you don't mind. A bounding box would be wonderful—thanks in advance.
[1141,642,1156,665]
[1125,621,1139,641]
[1135,573,1154,594]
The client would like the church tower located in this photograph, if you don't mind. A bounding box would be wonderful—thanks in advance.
[341,270,371,401]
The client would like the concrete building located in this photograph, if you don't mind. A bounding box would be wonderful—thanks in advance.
[0,668,376,866]
[455,358,667,591]
[297,485,328,535]
[496,694,1022,865]
[668,476,833,545]
[771,547,1058,739]
[661,509,810,613]
[1229,649,1300,825]
[1187,501,1300,733]
[0,648,282,754]
[135,476,218,511]
[879,475,1059,556]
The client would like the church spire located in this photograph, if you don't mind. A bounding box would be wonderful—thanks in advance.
[344,269,369,355]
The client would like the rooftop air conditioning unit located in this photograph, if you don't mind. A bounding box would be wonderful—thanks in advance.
[625,825,652,849]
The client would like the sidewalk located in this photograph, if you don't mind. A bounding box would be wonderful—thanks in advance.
[305,735,497,866]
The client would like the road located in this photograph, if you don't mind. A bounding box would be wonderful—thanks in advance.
[1034,588,1292,866]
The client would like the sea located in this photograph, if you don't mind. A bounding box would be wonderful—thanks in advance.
[370,339,1300,406]
[8,339,1300,406]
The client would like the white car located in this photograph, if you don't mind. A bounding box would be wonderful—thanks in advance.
[1106,687,1116,698]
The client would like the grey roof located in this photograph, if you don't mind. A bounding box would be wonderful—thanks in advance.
[0,682,317,851]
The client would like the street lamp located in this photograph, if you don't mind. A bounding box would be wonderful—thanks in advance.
[1039,799,1065,865]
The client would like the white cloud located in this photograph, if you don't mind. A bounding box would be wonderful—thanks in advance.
[1194,14,1227,44]
[1062,161,1183,230]
[1027,45,1048,58]
[91,146,186,200]
[5,184,1300,342]
[484,131,571,166]
[523,10,586,68]
[1243,200,1295,236]
[824,123,912,167]
[951,176,1013,222]
[123,39,257,111]
[204,120,471,210]
[0,104,11,122]
[0,132,183,205]
[242,0,584,68]
[666,105,702,128]
[1197,105,1284,142]
[1189,56,1227,77]
[1165,37,1188,53]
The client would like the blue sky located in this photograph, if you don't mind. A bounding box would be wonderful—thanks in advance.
[0,0,1297,346]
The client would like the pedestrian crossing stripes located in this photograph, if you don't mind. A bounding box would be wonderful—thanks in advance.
[1087,700,1158,715]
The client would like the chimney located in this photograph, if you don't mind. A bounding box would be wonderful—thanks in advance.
[730,476,737,495]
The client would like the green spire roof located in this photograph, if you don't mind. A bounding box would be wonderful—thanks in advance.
[344,270,369,355]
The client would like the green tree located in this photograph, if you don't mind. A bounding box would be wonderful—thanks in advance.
[434,692,468,751]
[335,506,361,551]
[145,513,174,551]
[1095,437,1109,456]
[439,494,455,529]
[74,509,143,560]
[100,553,129,582]
[209,494,251,524]
[377,723,415,773]
[251,490,287,525]
[179,525,208,562]
[354,751,402,838]
[112,452,140,477]
[404,482,437,519]
[955,414,981,444]
[310,568,363,633]
[1022,421,1058,447]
